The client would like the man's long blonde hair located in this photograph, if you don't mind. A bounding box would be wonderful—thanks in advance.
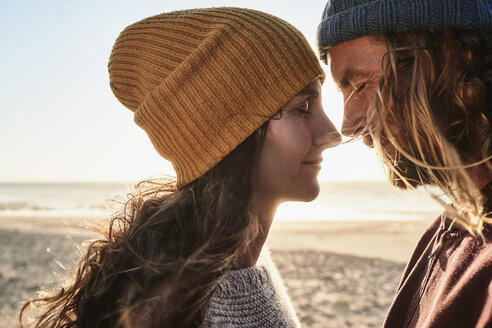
[367,29,492,237]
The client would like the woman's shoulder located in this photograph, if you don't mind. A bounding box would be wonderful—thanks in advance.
[213,248,276,295]
[204,248,301,327]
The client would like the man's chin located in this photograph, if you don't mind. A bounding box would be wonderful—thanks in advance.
[387,157,429,190]
[362,134,374,148]
[363,134,432,188]
[388,171,422,189]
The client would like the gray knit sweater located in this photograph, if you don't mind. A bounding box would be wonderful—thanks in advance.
[203,249,301,327]
[138,249,300,327]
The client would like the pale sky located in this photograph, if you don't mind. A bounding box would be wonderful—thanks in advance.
[0,0,386,183]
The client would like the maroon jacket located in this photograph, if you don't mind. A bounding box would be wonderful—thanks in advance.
[383,213,492,328]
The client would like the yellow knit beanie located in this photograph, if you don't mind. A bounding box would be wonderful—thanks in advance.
[108,7,324,186]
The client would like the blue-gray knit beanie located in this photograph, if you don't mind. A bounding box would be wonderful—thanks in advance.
[317,0,492,50]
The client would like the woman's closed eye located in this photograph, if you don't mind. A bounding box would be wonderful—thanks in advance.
[294,100,310,115]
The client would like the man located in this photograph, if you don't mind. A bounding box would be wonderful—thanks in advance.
[317,1,492,327]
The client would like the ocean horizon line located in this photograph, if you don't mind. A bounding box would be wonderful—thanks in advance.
[0,180,442,222]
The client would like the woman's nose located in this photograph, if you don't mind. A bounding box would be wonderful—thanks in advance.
[315,112,342,150]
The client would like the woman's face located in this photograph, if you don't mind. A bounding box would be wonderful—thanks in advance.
[252,78,341,205]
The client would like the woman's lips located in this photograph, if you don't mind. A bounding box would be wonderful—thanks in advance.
[302,159,322,169]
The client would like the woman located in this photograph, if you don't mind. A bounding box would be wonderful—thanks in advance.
[21,7,341,327]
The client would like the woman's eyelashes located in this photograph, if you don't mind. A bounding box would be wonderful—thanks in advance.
[294,100,310,115]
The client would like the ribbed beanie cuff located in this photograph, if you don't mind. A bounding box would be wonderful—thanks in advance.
[317,0,492,50]
[109,8,324,187]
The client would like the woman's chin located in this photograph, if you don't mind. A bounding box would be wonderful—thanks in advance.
[287,182,320,203]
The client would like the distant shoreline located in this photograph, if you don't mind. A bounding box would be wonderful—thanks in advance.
[0,180,444,222]
[0,215,431,263]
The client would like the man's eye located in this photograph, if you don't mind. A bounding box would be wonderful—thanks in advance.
[356,83,366,93]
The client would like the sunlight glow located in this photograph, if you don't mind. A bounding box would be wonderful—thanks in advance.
[0,0,384,183]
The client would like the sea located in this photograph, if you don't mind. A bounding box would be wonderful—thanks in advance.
[0,181,444,222]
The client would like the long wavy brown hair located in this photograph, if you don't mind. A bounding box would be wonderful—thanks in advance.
[366,29,492,236]
[20,128,267,327]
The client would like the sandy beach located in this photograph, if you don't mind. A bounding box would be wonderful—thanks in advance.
[0,216,429,328]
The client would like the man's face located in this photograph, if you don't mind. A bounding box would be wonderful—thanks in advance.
[328,36,422,188]
[328,35,387,139]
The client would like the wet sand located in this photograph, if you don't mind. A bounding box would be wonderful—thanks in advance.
[0,217,429,328]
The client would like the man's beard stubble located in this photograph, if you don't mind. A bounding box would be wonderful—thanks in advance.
[362,133,430,189]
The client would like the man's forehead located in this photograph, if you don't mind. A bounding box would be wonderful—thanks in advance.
[331,64,379,88]
[327,37,387,87]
